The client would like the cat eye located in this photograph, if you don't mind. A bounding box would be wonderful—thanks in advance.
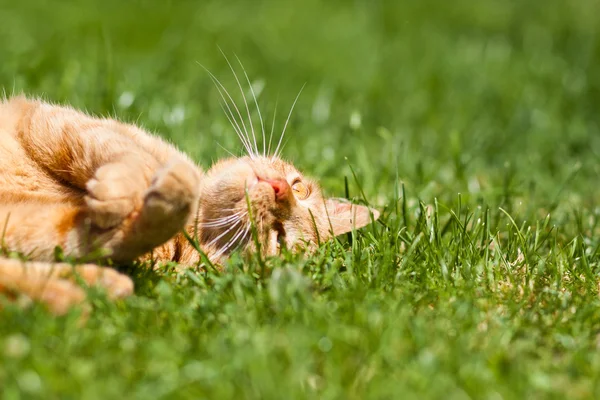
[291,180,310,199]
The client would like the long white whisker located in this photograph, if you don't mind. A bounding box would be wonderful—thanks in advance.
[199,64,247,145]
[199,62,256,157]
[212,79,255,157]
[217,100,254,157]
[202,212,245,222]
[268,96,278,156]
[273,83,306,159]
[225,224,249,252]
[219,48,259,156]
[230,225,251,251]
[201,211,246,226]
[212,226,244,260]
[200,215,243,226]
[208,64,255,157]
[278,138,291,158]
[216,226,242,256]
[200,220,241,229]
[235,54,266,156]
[200,212,248,227]
[210,76,253,156]
[215,141,238,158]
[213,224,251,259]
[205,219,244,248]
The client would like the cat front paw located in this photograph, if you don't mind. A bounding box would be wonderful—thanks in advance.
[134,159,201,245]
[84,157,150,229]
[69,264,134,299]
[83,157,201,261]
[36,279,88,316]
[144,159,201,220]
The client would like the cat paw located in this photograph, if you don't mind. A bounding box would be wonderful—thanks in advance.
[84,158,149,229]
[35,279,88,316]
[71,265,134,299]
[137,160,201,240]
[144,160,201,218]
[83,157,200,261]
[29,266,132,315]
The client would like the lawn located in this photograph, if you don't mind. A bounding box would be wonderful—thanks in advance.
[2,0,600,398]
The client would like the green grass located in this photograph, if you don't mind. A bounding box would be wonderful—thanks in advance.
[2,0,600,398]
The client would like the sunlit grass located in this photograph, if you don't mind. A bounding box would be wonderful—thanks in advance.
[1,0,600,398]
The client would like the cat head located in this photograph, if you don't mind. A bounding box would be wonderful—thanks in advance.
[196,155,379,261]
[196,58,379,261]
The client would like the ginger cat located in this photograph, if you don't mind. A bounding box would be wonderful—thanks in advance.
[0,95,378,315]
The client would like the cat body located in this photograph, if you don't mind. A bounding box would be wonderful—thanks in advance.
[0,96,377,314]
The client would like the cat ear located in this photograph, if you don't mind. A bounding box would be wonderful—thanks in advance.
[324,198,380,237]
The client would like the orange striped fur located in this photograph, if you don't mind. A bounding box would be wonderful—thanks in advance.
[0,97,378,314]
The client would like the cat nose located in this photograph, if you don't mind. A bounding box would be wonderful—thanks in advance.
[259,177,290,202]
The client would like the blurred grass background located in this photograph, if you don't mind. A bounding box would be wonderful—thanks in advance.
[3,0,600,205]
[2,0,600,398]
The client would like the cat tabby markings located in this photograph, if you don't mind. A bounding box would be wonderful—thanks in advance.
[0,92,378,314]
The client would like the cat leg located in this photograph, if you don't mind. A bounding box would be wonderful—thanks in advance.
[14,97,193,189]
[0,160,198,262]
[0,257,133,315]
[86,158,200,261]
[13,98,201,261]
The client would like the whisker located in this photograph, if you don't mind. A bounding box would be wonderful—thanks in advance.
[200,212,248,228]
[213,224,251,259]
[231,225,251,250]
[200,217,242,227]
[213,83,255,157]
[203,209,247,219]
[199,65,249,149]
[267,96,279,156]
[226,224,249,251]
[199,62,256,157]
[211,226,243,260]
[217,100,254,157]
[201,215,243,223]
[200,211,246,224]
[219,48,259,156]
[200,220,241,229]
[215,141,238,158]
[205,219,244,248]
[211,81,254,156]
[273,83,306,160]
[235,54,266,156]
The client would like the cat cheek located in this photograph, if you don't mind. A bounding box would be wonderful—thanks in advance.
[245,175,259,190]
